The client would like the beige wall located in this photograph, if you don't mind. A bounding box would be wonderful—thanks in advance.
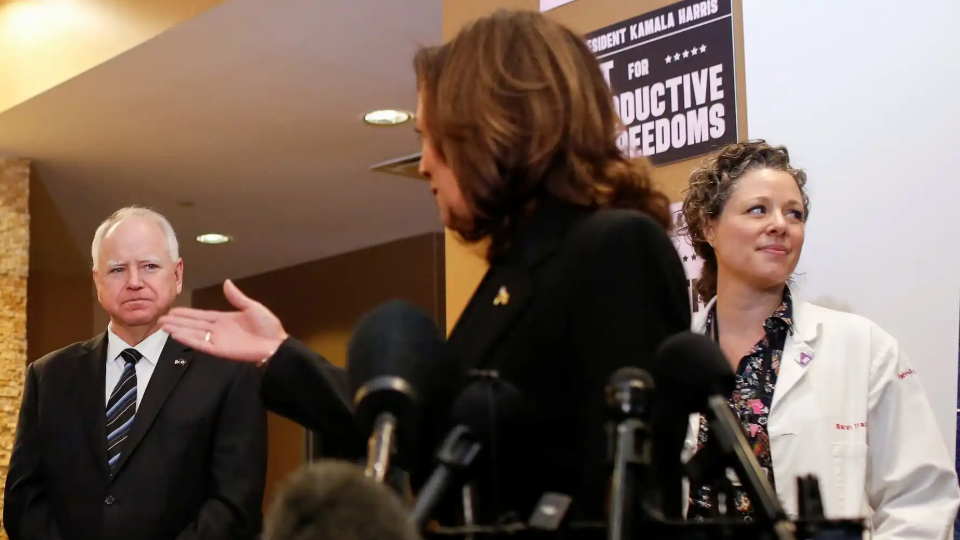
[442,0,747,329]
[192,233,446,511]
[0,158,30,538]
[0,0,226,113]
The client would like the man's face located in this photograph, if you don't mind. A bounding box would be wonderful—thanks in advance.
[93,217,183,330]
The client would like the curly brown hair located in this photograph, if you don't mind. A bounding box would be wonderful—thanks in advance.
[680,140,810,303]
[413,9,671,261]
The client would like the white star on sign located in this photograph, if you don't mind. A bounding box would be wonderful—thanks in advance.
[674,53,681,61]
[690,47,698,56]
[682,49,690,58]
[700,44,707,53]
[665,55,672,63]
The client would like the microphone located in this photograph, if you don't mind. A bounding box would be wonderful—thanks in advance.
[347,300,445,484]
[410,377,524,528]
[795,474,826,538]
[797,474,824,519]
[605,367,657,540]
[654,332,796,540]
[263,459,422,540]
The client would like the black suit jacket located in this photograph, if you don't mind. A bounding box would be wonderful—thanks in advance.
[258,199,691,524]
[3,333,268,540]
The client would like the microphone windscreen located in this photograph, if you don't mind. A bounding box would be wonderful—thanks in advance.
[449,378,525,440]
[653,331,735,412]
[264,460,422,540]
[609,366,654,388]
[606,367,655,420]
[346,300,445,400]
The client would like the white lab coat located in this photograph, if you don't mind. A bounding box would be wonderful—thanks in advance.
[681,287,960,539]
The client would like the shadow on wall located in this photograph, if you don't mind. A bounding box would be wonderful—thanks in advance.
[809,296,855,314]
[27,168,95,362]
[790,274,855,315]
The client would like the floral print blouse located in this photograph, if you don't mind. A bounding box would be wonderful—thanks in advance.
[687,289,794,521]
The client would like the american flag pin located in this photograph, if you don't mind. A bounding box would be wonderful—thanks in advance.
[798,352,812,366]
[174,358,187,366]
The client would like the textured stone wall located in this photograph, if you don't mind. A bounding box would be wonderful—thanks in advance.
[0,158,30,537]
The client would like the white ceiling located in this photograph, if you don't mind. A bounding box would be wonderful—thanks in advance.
[0,0,442,290]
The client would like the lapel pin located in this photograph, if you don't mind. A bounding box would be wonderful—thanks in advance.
[798,352,812,366]
[493,286,510,306]
[174,358,187,366]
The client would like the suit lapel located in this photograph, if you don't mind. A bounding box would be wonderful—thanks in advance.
[77,334,110,480]
[447,198,586,372]
[111,338,193,479]
[696,289,822,414]
[448,263,533,372]
[771,298,820,413]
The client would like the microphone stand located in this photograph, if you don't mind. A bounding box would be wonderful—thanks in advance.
[352,375,417,486]
[703,395,796,540]
[366,412,397,483]
[683,437,739,518]
[411,425,483,527]
[424,517,865,540]
[604,369,657,540]
[608,418,649,540]
[795,475,826,539]
[461,483,477,540]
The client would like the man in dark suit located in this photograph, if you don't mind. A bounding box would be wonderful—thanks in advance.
[4,206,267,540]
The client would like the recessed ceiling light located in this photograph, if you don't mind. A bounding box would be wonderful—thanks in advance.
[363,109,413,126]
[196,233,231,245]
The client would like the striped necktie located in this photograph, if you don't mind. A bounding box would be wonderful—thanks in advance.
[106,348,142,473]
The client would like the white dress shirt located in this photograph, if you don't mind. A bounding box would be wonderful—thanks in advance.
[104,323,169,408]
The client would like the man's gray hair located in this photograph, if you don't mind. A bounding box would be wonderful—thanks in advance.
[91,206,180,270]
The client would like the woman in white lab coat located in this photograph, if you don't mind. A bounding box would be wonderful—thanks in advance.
[677,139,959,538]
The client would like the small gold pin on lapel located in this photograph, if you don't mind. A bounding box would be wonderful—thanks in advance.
[493,286,510,306]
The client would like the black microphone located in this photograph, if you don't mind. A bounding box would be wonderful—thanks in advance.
[347,300,445,484]
[263,459,422,540]
[605,367,657,540]
[797,475,824,519]
[795,475,827,538]
[410,377,524,528]
[654,332,796,540]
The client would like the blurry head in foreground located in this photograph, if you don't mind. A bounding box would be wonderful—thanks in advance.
[263,460,421,540]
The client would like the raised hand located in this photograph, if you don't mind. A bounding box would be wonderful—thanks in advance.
[159,279,289,362]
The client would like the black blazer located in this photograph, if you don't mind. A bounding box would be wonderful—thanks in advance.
[3,334,268,540]
[258,199,691,524]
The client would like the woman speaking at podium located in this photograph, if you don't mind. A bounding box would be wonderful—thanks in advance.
[679,140,959,538]
[160,9,692,527]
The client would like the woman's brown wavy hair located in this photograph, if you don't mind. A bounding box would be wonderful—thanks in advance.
[680,140,810,304]
[414,9,671,261]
